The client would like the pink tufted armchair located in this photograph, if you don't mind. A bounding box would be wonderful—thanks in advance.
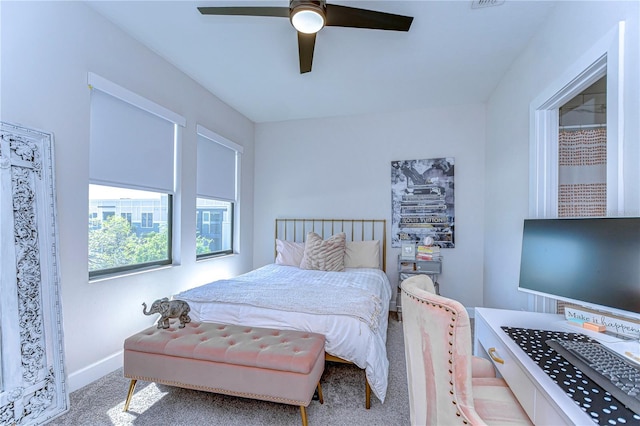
[401,275,532,425]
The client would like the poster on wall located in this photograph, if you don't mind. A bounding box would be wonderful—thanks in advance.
[391,157,455,248]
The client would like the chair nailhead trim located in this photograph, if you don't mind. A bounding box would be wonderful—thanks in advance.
[401,287,471,425]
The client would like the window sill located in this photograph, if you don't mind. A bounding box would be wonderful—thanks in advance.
[89,264,174,284]
[196,252,236,262]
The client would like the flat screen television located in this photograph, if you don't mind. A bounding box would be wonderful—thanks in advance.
[518,217,640,318]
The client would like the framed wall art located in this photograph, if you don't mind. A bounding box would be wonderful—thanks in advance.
[391,157,455,248]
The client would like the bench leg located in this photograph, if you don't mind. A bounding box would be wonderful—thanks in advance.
[300,382,323,426]
[365,376,371,409]
[123,379,137,412]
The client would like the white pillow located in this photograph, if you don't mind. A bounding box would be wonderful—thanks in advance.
[299,232,346,272]
[275,239,305,267]
[345,240,380,269]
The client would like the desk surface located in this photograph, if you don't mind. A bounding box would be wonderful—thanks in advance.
[474,307,640,425]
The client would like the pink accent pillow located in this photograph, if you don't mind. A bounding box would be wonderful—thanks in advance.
[299,232,346,272]
[275,239,306,266]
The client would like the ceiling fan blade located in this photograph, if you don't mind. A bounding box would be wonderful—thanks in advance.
[298,32,316,74]
[325,4,413,31]
[198,6,289,18]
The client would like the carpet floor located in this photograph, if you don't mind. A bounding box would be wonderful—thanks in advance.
[49,316,410,426]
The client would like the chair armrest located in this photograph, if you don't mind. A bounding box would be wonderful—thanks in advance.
[472,356,497,378]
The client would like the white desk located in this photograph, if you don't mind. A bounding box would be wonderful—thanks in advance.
[474,308,640,425]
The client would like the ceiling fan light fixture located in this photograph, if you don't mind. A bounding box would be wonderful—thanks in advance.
[200,0,413,74]
[290,4,325,34]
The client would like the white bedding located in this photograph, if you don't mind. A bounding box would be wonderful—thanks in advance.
[174,264,392,402]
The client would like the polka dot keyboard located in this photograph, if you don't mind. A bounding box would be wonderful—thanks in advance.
[502,327,640,425]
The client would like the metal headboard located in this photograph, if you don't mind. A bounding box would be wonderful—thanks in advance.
[275,218,387,272]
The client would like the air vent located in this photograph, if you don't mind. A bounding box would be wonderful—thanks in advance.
[471,0,505,9]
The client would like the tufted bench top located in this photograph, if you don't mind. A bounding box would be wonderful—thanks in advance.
[124,322,325,374]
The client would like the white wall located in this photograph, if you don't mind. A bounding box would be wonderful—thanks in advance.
[253,104,486,309]
[1,1,255,391]
[484,1,640,310]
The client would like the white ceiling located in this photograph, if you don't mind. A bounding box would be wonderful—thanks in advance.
[85,0,557,123]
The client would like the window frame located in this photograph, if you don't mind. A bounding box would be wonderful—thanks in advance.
[88,192,173,279]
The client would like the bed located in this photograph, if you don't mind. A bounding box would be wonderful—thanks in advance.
[174,219,391,406]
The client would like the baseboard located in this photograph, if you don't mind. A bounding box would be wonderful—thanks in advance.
[67,350,123,393]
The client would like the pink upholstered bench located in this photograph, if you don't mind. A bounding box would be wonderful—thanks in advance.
[123,322,325,426]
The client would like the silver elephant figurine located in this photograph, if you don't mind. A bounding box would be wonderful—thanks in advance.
[142,297,191,329]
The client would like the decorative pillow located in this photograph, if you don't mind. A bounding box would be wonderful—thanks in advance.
[299,232,346,272]
[275,239,306,267]
[344,240,380,269]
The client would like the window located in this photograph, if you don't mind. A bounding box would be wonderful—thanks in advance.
[201,211,211,234]
[89,212,99,230]
[89,185,171,275]
[141,212,153,228]
[196,125,243,258]
[121,212,132,225]
[88,73,185,278]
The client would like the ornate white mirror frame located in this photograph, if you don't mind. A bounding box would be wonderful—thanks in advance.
[0,122,68,424]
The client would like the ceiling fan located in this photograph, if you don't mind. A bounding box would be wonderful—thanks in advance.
[198,0,413,74]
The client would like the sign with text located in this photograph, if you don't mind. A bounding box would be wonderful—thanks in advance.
[565,307,640,338]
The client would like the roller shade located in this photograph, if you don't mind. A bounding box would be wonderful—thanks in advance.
[89,80,179,193]
[196,127,241,202]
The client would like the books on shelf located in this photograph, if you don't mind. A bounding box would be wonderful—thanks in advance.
[415,253,442,261]
[415,245,441,261]
[417,245,440,254]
